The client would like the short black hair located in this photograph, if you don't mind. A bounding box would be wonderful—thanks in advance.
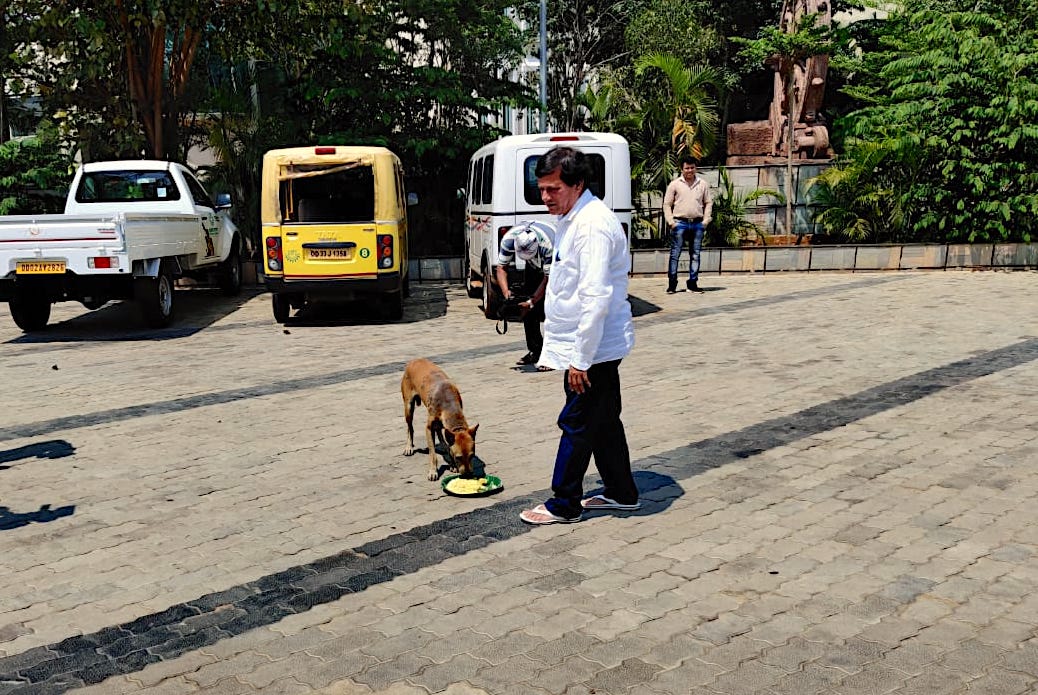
[680,156,699,168]
[535,146,591,188]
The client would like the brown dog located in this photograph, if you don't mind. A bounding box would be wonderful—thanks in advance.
[401,358,479,481]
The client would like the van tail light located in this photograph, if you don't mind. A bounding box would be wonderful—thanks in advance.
[497,226,512,243]
[549,136,580,141]
[378,234,394,269]
[314,147,336,155]
[265,236,283,272]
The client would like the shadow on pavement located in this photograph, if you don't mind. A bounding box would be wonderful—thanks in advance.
[582,469,683,517]
[0,503,75,531]
[281,284,448,327]
[0,440,75,469]
[6,288,263,344]
[628,294,662,317]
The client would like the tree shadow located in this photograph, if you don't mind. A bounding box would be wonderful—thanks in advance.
[0,440,75,470]
[6,289,263,344]
[0,503,76,531]
[282,284,448,327]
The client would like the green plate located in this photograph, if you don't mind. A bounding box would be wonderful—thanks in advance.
[441,474,504,497]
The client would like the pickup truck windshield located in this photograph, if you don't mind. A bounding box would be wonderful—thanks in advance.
[75,170,182,203]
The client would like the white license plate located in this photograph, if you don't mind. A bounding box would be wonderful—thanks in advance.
[306,248,352,260]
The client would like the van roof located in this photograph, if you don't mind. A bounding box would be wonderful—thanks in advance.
[472,132,628,158]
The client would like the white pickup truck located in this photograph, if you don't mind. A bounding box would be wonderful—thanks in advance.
[0,160,243,331]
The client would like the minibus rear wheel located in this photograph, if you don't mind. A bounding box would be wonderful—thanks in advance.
[272,293,290,323]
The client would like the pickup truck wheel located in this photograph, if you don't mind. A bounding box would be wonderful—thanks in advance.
[481,260,501,319]
[272,293,290,323]
[137,263,175,328]
[219,244,242,296]
[10,294,51,332]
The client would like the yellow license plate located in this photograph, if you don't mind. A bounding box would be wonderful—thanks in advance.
[306,248,352,260]
[16,261,66,274]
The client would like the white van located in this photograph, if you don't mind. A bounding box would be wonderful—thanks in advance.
[463,132,632,318]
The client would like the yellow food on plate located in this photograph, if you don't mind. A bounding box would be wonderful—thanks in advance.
[446,477,488,494]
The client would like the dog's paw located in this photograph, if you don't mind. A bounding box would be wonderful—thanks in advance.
[427,470,439,481]
[403,446,415,456]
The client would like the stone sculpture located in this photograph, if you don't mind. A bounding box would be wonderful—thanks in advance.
[727,0,834,165]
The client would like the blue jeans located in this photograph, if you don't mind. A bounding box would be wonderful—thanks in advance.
[544,360,638,519]
[669,220,704,282]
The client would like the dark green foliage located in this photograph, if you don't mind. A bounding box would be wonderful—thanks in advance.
[813,0,1038,243]
[0,123,72,215]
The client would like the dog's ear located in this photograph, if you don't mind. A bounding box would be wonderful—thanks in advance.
[469,423,479,438]
[443,429,456,444]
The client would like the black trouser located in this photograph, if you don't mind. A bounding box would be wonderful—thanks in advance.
[544,360,638,518]
[513,266,546,358]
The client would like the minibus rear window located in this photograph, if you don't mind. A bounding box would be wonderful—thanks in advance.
[523,154,606,206]
[281,165,375,223]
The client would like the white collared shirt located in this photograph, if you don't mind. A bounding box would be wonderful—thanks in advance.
[538,189,635,371]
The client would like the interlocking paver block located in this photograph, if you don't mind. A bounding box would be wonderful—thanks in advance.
[410,653,488,693]
[529,654,602,694]
[836,663,908,695]
[351,652,433,691]
[815,638,886,675]
[960,667,1036,695]
[3,274,1038,694]
[582,657,662,694]
[525,631,601,666]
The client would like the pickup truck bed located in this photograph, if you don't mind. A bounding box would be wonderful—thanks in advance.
[0,160,242,331]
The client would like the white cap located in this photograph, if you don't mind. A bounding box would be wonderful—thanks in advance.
[515,229,540,261]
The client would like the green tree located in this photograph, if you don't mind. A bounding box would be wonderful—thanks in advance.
[815,0,1038,243]
[0,121,72,214]
[516,0,635,131]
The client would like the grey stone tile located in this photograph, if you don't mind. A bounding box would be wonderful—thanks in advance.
[409,653,488,693]
[583,657,662,694]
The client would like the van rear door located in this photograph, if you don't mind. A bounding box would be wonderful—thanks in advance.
[279,164,379,279]
[515,145,615,215]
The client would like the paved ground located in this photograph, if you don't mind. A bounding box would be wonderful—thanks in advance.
[0,269,1036,695]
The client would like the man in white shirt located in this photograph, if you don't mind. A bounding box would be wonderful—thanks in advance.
[662,156,713,293]
[519,147,640,525]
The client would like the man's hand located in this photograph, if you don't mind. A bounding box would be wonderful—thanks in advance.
[567,366,591,394]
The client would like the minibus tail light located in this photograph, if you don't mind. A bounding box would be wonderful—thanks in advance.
[378,234,394,269]
[497,226,511,243]
[266,236,283,272]
[314,147,336,155]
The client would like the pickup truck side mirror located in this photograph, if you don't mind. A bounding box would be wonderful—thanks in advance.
[215,193,232,209]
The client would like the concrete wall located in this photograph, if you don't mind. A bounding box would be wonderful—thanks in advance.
[396,243,1038,283]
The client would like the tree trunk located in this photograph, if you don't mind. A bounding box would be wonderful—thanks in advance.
[786,74,794,239]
